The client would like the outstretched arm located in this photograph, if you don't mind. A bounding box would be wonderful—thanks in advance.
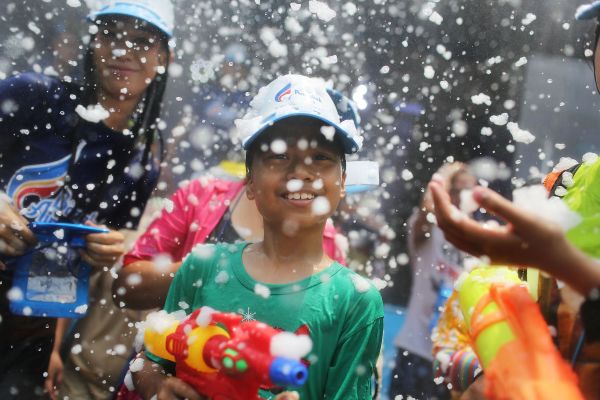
[429,181,600,295]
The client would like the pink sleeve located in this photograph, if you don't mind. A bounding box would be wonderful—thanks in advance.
[123,183,196,266]
[323,219,347,265]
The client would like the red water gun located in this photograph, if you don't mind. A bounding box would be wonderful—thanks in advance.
[144,307,309,400]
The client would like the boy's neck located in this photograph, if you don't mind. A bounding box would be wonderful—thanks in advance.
[243,222,332,284]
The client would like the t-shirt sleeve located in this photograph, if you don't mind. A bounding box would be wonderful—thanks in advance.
[124,183,199,266]
[324,317,384,399]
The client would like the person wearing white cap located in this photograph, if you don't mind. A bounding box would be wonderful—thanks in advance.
[130,74,383,400]
[0,0,175,398]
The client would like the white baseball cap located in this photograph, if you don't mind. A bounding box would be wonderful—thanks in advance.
[88,0,175,39]
[236,74,364,154]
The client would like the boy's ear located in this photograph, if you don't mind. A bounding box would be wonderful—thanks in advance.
[340,172,347,198]
[245,176,256,200]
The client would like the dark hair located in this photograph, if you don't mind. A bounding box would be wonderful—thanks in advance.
[244,121,347,180]
[81,17,171,166]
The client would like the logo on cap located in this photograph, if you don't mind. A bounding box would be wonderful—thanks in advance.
[274,83,292,102]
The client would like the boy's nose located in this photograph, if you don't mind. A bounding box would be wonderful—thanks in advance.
[287,159,315,181]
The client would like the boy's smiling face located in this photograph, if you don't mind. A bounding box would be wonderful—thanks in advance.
[246,118,346,235]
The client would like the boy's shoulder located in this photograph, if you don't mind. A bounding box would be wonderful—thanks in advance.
[327,265,383,311]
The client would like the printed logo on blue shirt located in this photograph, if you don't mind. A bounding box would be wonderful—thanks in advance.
[6,155,76,222]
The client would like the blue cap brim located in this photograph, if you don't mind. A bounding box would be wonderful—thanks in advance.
[576,1,600,20]
[242,113,361,154]
[88,6,172,38]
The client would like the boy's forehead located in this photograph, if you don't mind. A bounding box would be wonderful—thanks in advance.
[261,122,340,149]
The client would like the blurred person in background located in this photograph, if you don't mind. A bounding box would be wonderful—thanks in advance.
[388,162,476,400]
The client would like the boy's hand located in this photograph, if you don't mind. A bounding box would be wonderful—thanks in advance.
[156,376,204,400]
[0,194,36,257]
[429,182,570,273]
[44,350,64,400]
[79,221,125,269]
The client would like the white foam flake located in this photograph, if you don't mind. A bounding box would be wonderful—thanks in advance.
[270,139,287,154]
[286,179,304,193]
[152,253,173,273]
[351,274,371,293]
[429,11,443,25]
[489,113,509,126]
[74,304,88,314]
[143,310,179,337]
[129,357,145,373]
[320,125,336,141]
[309,1,337,22]
[311,196,331,215]
[270,332,313,359]
[254,283,271,299]
[75,104,109,123]
[506,122,535,144]
[481,127,493,136]
[521,13,536,26]
[195,306,217,327]
[582,152,598,164]
[459,190,479,214]
[471,93,492,106]
[192,243,216,259]
[126,273,142,286]
[71,344,83,354]
[7,287,23,301]
[215,270,230,284]
[513,185,581,231]
[554,157,579,172]
[423,65,435,79]
[124,371,135,390]
[401,169,413,181]
[515,57,528,67]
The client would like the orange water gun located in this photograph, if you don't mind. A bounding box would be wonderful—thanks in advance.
[144,307,309,400]
[459,267,583,399]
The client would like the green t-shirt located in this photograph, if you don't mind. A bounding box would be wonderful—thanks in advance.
[149,242,384,399]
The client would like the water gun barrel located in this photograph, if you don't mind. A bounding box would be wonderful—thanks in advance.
[269,357,308,387]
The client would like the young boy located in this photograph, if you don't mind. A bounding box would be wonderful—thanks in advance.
[131,74,384,399]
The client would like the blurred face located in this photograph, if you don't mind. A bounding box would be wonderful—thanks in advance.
[246,120,346,235]
[92,17,167,100]
[449,171,476,207]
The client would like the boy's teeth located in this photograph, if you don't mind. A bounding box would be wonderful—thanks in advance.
[287,193,314,200]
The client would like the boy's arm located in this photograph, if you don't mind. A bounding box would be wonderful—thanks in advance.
[113,183,195,309]
[324,317,384,400]
[44,317,69,400]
